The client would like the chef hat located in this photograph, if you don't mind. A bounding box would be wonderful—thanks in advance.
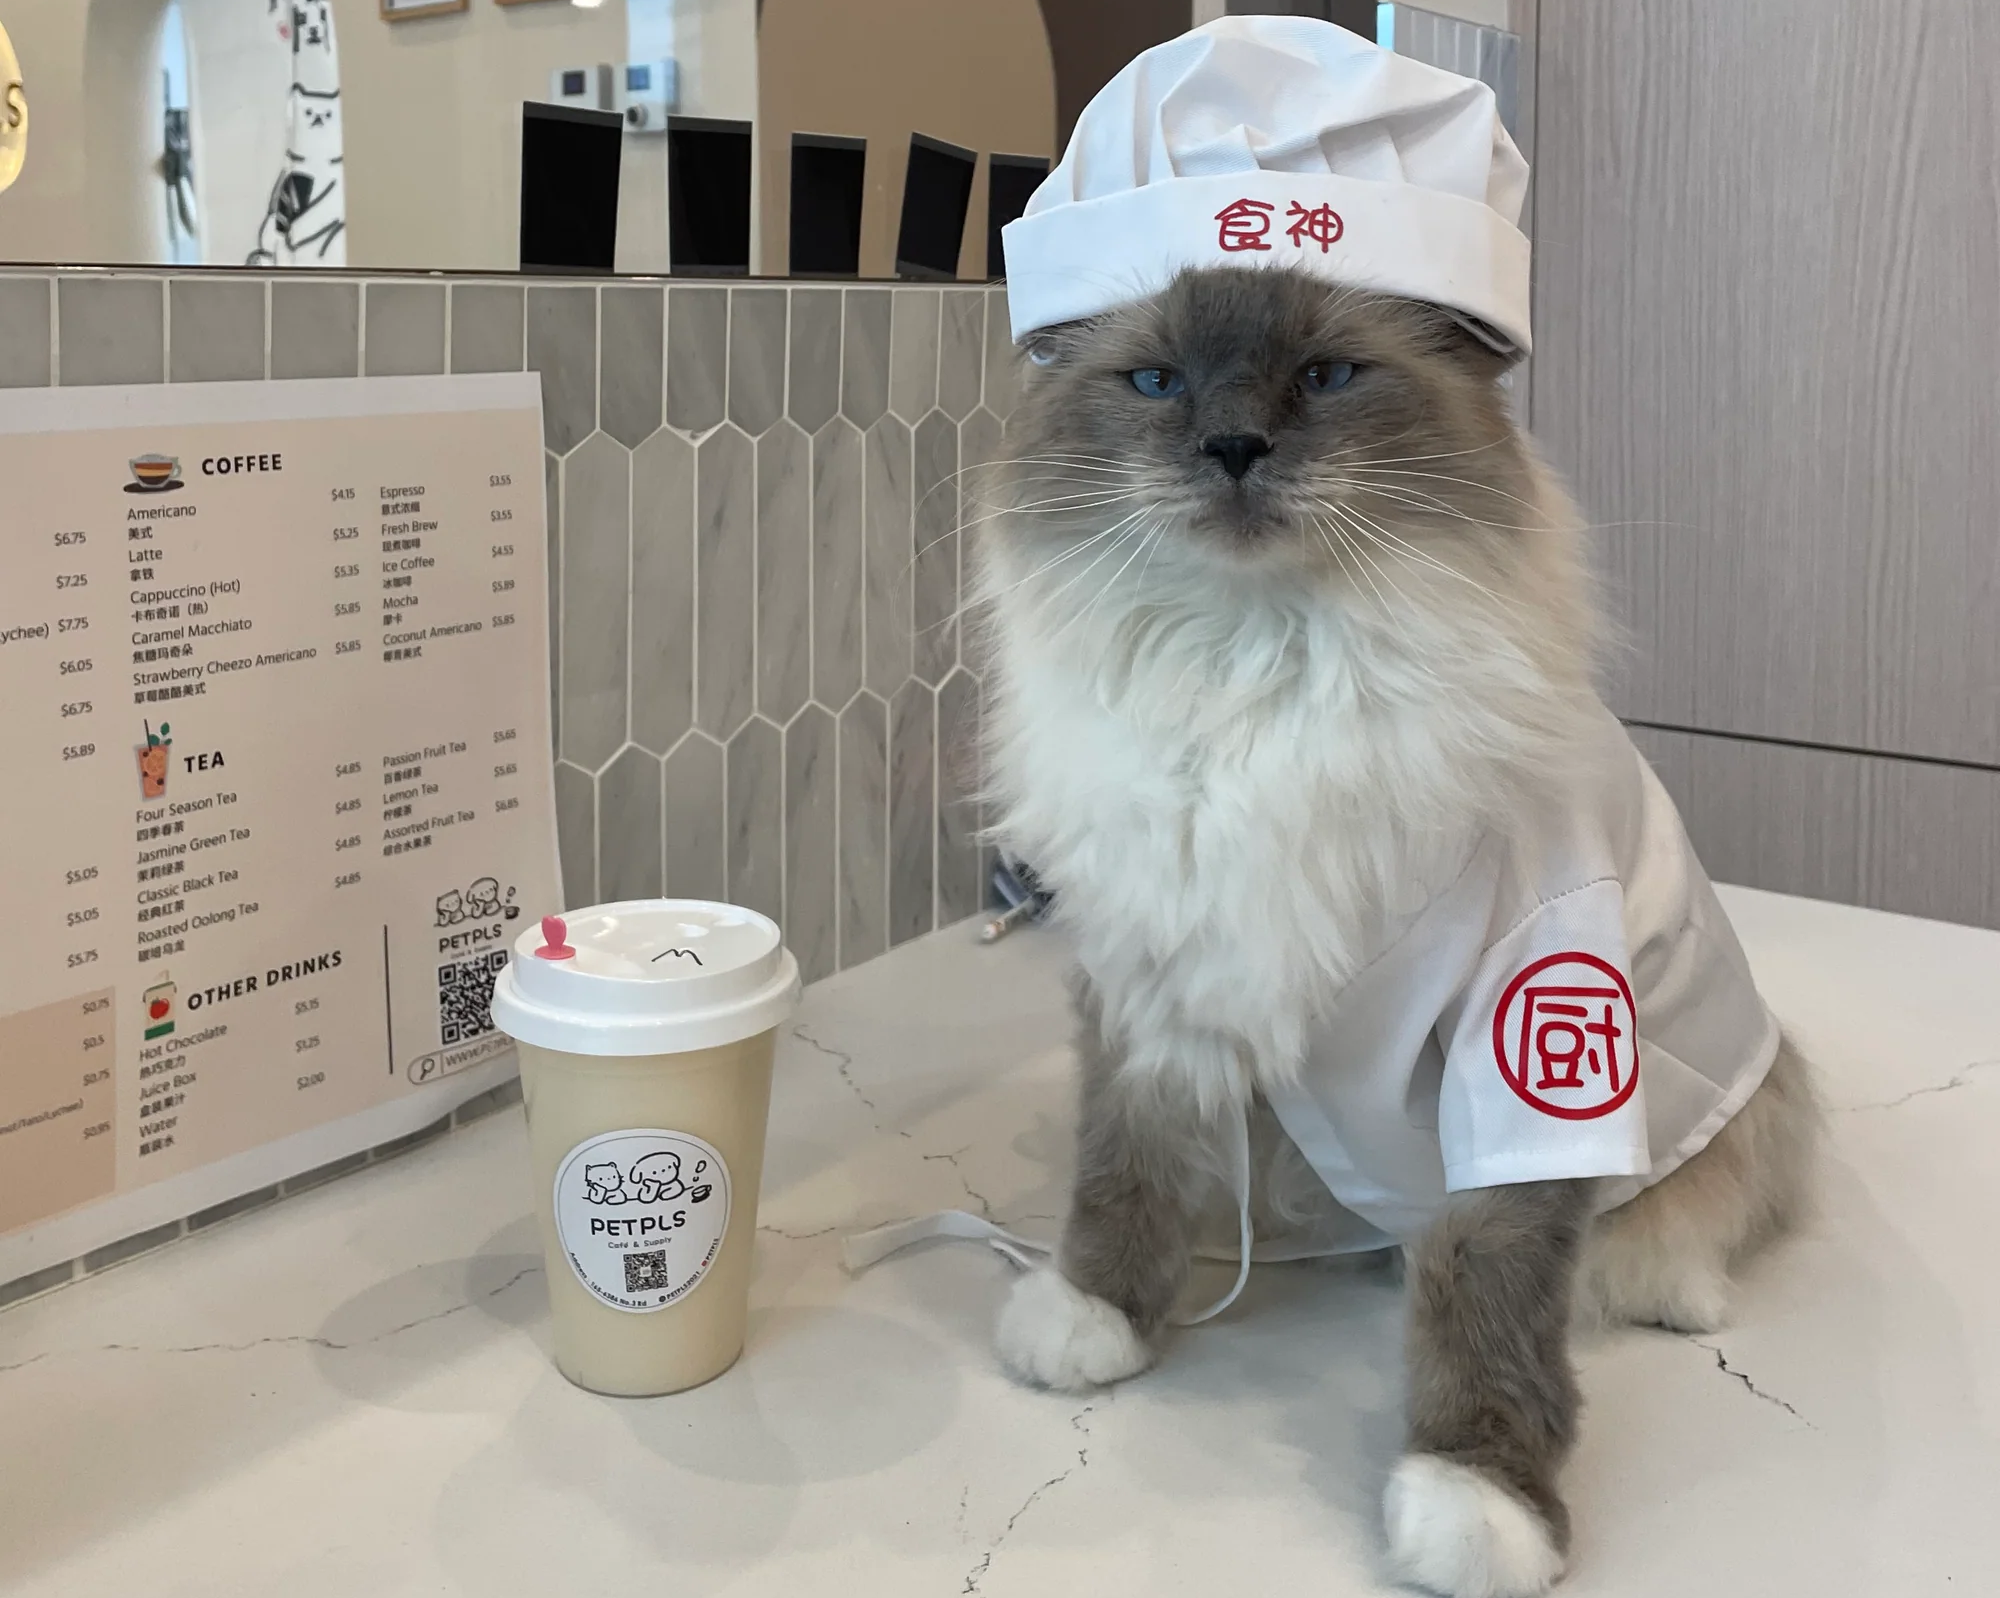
[1001,16,1532,354]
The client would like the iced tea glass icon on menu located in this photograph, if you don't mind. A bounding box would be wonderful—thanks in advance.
[489,901,800,1396]
[137,721,171,802]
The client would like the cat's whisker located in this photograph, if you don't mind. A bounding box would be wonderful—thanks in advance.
[1317,513,1421,653]
[975,505,1155,608]
[1058,519,1163,644]
[1341,435,1515,470]
[1336,480,1556,536]
[1036,518,1156,638]
[1343,467,1548,518]
[1323,500,1526,619]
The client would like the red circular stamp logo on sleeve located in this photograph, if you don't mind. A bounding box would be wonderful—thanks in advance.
[1492,952,1639,1120]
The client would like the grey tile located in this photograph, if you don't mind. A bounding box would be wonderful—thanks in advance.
[784,705,838,983]
[528,285,598,454]
[695,425,756,737]
[544,450,562,751]
[168,278,264,382]
[600,285,664,448]
[559,434,632,770]
[555,759,598,907]
[667,285,727,432]
[281,1149,371,1195]
[599,744,665,901]
[935,669,983,926]
[888,680,937,947]
[451,283,524,373]
[81,1219,184,1274]
[728,286,787,435]
[938,289,985,420]
[726,717,784,925]
[889,288,940,422]
[787,287,842,433]
[838,693,889,967]
[863,415,914,694]
[812,420,866,711]
[270,281,358,379]
[912,411,960,683]
[0,276,52,387]
[0,1260,76,1309]
[757,421,812,723]
[189,1184,280,1230]
[58,277,163,386]
[363,282,446,377]
[983,285,1020,420]
[664,733,727,901]
[631,429,696,755]
[374,1117,451,1161]
[452,1084,513,1127]
[841,288,891,426]
[956,407,1005,675]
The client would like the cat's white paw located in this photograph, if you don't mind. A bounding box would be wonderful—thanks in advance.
[1582,1256,1731,1335]
[1647,1266,1731,1334]
[1383,1454,1564,1598]
[994,1268,1152,1392]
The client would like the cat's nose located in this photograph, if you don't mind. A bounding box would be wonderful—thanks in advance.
[1201,433,1273,481]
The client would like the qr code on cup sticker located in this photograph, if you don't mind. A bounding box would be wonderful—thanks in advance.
[437,949,509,1044]
[623,1249,671,1293]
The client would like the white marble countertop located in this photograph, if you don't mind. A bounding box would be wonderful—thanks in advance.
[2,885,1997,1597]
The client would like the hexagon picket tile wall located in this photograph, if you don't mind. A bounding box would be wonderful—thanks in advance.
[519,280,1014,977]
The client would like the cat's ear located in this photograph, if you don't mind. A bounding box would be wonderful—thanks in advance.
[1019,317,1104,371]
[1410,303,1522,383]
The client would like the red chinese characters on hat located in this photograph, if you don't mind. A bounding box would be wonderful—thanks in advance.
[1492,951,1639,1121]
[1213,198,1347,255]
[1214,198,1275,253]
[1285,201,1344,252]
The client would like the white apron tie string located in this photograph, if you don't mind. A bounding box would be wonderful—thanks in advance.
[842,1102,1258,1328]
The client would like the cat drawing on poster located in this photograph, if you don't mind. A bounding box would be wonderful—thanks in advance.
[248,1,345,266]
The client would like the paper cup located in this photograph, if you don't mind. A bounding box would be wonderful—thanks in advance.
[490,900,800,1396]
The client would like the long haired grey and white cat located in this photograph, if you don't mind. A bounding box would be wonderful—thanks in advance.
[973,266,1819,1598]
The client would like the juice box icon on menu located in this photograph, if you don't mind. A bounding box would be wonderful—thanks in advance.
[144,977,176,1040]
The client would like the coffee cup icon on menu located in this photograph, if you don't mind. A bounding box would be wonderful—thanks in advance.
[127,454,184,493]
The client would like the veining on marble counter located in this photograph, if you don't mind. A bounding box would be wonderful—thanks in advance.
[3,886,1997,1597]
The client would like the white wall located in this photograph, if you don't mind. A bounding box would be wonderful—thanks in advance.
[181,0,289,265]
[0,0,760,272]
[0,0,164,262]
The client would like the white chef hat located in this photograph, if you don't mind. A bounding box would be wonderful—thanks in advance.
[1001,16,1532,354]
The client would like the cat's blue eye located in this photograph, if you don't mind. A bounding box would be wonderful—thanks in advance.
[1304,361,1357,392]
[1129,368,1186,399]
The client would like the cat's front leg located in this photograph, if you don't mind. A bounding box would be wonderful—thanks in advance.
[1385,1179,1590,1598]
[996,978,1206,1393]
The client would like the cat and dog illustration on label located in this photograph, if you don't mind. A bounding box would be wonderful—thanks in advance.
[582,1151,715,1208]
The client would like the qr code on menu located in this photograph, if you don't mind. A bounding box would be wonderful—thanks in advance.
[437,949,508,1044]
[624,1250,671,1293]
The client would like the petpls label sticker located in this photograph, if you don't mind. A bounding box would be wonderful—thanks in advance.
[552,1129,731,1313]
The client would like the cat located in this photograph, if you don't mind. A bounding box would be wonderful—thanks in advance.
[583,1163,626,1204]
[972,265,1819,1598]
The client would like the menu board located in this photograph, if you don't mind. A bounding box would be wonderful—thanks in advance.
[0,374,561,1284]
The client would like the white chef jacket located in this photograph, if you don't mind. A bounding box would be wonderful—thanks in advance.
[1261,710,1781,1255]
[845,713,1781,1320]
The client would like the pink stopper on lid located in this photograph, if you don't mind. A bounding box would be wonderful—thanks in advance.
[534,915,576,960]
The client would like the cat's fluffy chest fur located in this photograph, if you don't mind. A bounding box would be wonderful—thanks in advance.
[980,466,1597,1119]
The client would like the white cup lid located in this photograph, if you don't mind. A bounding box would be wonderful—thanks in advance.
[489,899,800,1055]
